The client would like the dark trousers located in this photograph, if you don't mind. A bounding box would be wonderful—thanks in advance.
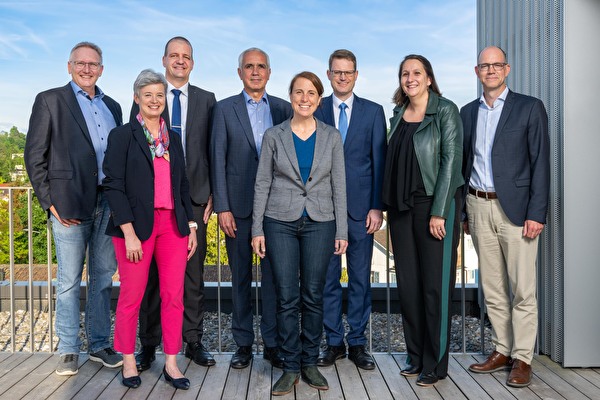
[225,215,278,347]
[138,203,208,347]
[323,216,374,347]
[264,216,336,372]
[388,191,460,377]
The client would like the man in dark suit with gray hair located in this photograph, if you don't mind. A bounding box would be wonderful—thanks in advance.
[25,41,123,376]
[462,45,550,388]
[210,47,292,369]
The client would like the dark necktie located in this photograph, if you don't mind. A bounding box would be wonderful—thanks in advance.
[171,89,182,135]
[339,102,348,143]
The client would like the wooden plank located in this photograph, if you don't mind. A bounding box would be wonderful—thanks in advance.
[196,354,230,399]
[334,358,368,400]
[246,357,274,400]
[0,353,56,399]
[71,362,120,400]
[572,368,600,391]
[21,355,71,400]
[433,357,467,400]
[443,354,492,399]
[375,354,418,400]
[535,355,600,399]
[358,358,394,400]
[222,357,252,399]
[453,354,518,400]
[528,357,586,400]
[0,353,32,381]
[172,356,209,400]
[295,374,320,400]
[47,355,103,400]
[318,363,344,400]
[0,353,49,396]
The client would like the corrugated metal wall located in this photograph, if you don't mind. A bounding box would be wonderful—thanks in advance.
[476,0,564,363]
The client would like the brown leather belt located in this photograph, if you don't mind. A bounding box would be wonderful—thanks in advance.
[469,187,498,200]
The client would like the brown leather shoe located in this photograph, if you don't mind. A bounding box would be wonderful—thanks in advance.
[469,351,512,373]
[507,359,532,387]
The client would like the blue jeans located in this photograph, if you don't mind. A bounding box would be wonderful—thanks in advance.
[264,216,336,372]
[51,191,116,354]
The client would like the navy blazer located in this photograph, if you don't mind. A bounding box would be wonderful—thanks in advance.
[102,117,194,241]
[314,95,387,220]
[24,82,123,219]
[130,84,216,205]
[461,90,550,225]
[210,92,293,219]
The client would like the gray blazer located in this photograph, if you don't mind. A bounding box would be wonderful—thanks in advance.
[252,118,348,241]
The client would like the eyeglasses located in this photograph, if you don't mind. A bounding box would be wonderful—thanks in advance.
[330,70,356,77]
[70,61,102,71]
[477,63,507,72]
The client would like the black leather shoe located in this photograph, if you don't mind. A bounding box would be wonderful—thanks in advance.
[231,346,253,369]
[416,371,439,387]
[400,364,422,377]
[135,346,156,372]
[348,345,375,370]
[317,345,346,367]
[163,366,190,390]
[185,342,216,367]
[263,346,285,369]
[121,371,141,388]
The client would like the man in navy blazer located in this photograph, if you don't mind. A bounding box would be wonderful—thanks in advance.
[210,48,292,369]
[461,46,549,388]
[24,42,123,375]
[315,49,387,370]
[131,37,217,371]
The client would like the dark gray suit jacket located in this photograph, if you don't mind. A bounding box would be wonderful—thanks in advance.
[130,84,216,205]
[25,82,123,219]
[210,92,292,219]
[252,118,348,240]
[461,90,550,225]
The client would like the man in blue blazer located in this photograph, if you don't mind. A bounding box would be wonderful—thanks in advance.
[24,42,123,375]
[210,48,292,369]
[315,49,387,370]
[462,46,549,388]
[131,37,217,371]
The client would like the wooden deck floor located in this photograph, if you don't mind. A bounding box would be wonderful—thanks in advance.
[1,352,599,399]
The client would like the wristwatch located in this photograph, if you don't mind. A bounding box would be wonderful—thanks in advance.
[188,221,198,230]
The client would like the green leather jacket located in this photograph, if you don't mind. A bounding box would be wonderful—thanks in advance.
[388,90,464,218]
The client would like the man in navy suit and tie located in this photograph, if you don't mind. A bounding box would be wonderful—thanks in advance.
[25,42,123,375]
[210,48,292,369]
[462,46,549,388]
[315,49,387,370]
[131,36,217,371]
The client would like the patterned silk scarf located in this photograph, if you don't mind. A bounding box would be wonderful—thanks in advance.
[136,113,170,162]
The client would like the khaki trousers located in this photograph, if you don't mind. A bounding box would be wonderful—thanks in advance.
[466,194,539,364]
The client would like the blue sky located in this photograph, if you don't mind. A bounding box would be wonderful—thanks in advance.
[0,0,476,133]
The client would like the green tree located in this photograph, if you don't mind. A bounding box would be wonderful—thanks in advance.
[205,214,228,266]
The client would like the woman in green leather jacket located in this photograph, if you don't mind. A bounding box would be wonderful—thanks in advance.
[382,54,464,387]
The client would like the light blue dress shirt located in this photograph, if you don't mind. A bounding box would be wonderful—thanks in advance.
[71,81,117,185]
[470,86,509,192]
[243,90,274,155]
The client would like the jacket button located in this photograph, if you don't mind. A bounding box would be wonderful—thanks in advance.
[308,177,312,182]
[302,192,307,197]
[93,172,98,176]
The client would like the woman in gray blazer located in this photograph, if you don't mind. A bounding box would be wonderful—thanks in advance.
[251,71,348,396]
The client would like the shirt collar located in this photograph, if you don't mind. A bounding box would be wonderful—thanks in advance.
[70,80,103,99]
[479,86,509,108]
[167,81,189,97]
[242,89,269,105]
[332,93,354,110]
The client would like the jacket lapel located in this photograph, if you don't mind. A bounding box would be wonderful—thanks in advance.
[344,95,362,148]
[61,84,94,148]
[278,120,302,181]
[234,92,258,154]
[493,90,515,146]
[131,118,154,168]
[310,119,328,176]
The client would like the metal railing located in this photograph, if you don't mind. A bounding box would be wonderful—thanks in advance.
[0,186,483,355]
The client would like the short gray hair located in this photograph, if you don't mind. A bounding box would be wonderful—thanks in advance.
[133,69,167,97]
[70,41,103,64]
[238,47,270,69]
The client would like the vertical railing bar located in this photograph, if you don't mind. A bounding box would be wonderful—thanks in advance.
[254,255,260,355]
[461,229,467,354]
[27,189,34,352]
[216,223,222,353]
[385,219,391,353]
[47,213,54,352]
[8,189,16,352]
